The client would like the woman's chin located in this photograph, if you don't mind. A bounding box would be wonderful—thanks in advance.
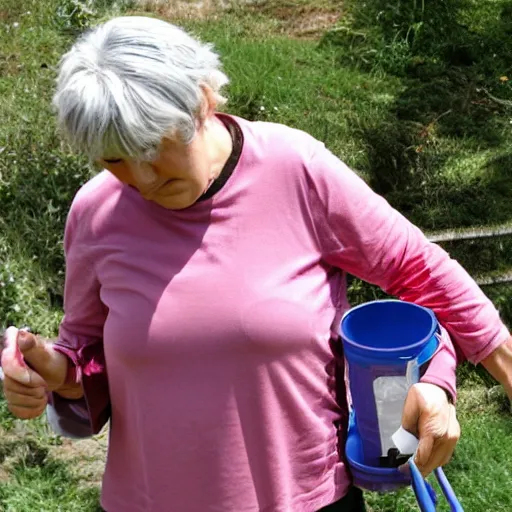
[150,191,201,210]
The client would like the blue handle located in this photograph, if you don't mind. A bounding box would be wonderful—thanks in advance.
[410,460,436,512]
[410,460,464,512]
[434,468,464,512]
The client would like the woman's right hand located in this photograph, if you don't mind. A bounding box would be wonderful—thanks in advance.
[1,327,81,420]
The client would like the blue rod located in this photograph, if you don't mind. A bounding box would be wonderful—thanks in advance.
[434,468,464,512]
[409,460,437,512]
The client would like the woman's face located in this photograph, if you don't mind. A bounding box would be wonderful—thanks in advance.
[99,124,218,210]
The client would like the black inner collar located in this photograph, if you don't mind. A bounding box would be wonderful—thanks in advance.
[198,116,243,202]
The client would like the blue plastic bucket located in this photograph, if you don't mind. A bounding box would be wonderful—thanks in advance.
[345,412,411,492]
[340,300,439,473]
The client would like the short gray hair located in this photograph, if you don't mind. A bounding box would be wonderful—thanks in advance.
[52,16,229,161]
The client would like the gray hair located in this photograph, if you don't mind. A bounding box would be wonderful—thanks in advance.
[52,16,229,161]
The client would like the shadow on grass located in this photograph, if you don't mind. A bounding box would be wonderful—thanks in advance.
[358,94,512,231]
[322,0,512,228]
[0,411,102,511]
[0,392,101,510]
[326,0,512,325]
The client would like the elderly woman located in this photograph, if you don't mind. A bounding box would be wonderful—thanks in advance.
[2,15,511,512]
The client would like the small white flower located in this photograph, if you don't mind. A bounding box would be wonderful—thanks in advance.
[273,107,278,111]
[12,22,19,28]
[260,106,265,111]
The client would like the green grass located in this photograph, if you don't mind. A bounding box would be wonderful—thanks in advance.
[0,0,511,510]
[365,409,512,512]
[364,382,512,511]
[0,457,101,512]
[0,389,102,511]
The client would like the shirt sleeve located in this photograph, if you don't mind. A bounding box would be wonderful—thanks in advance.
[420,326,457,402]
[305,141,510,369]
[48,201,110,437]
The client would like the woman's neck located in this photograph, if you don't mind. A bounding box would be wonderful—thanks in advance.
[204,114,234,182]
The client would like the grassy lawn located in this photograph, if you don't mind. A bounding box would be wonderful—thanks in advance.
[0,0,511,510]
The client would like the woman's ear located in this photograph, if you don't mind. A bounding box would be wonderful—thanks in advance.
[198,84,218,124]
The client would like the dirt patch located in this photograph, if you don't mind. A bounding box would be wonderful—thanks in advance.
[0,426,51,477]
[48,428,108,488]
[0,468,10,484]
[0,4,26,23]
[457,386,489,414]
[0,53,22,77]
[134,0,237,20]
[134,0,342,39]
[245,2,342,39]
[457,384,512,417]
[0,466,10,482]
[0,421,108,489]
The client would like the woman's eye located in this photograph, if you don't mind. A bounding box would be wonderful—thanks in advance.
[104,158,123,164]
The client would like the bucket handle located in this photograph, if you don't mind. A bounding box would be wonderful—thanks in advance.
[409,459,464,511]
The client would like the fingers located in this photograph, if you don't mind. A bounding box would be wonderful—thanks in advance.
[2,353,47,388]
[7,329,68,391]
[3,375,48,420]
[440,405,460,466]
[1,327,47,388]
[2,326,25,368]
[414,404,460,476]
[7,400,47,420]
[401,383,460,477]
[6,391,47,409]
[17,330,49,367]
[17,329,37,355]
[3,376,47,398]
[401,384,421,437]
[1,327,49,421]
[414,433,435,475]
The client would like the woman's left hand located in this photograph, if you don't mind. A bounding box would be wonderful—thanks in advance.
[401,382,460,477]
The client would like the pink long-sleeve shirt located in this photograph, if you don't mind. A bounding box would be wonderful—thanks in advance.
[49,114,510,512]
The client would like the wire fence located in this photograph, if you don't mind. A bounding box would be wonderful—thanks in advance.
[427,223,512,286]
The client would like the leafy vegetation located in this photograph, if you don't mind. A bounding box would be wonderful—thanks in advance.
[0,0,510,510]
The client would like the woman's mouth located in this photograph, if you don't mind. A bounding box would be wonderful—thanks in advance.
[142,179,176,198]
